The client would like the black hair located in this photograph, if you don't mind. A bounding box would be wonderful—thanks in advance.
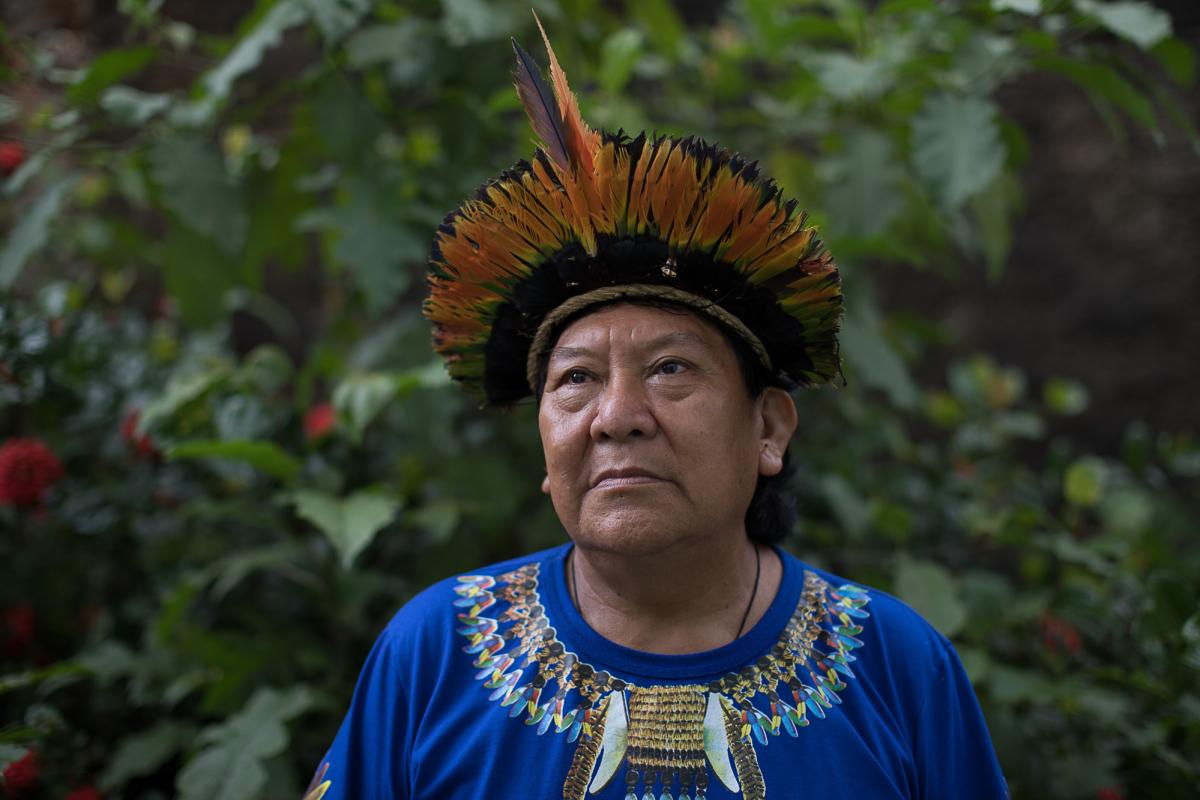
[534,298,797,545]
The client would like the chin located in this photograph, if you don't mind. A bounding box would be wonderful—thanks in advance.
[568,506,699,557]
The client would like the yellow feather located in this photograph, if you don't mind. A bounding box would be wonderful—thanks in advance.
[534,12,601,173]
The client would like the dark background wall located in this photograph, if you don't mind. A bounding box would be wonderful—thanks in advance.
[879,28,1199,450]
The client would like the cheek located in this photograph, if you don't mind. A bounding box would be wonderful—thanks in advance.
[538,409,583,476]
[692,415,760,488]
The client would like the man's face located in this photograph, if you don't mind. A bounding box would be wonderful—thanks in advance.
[537,303,781,556]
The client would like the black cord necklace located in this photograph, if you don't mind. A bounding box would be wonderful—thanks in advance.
[568,543,762,643]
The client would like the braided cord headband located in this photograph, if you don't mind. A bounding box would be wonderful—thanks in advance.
[525,284,773,392]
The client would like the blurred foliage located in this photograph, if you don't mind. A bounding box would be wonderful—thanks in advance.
[1,0,1198,797]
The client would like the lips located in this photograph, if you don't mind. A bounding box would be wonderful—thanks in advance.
[590,467,666,489]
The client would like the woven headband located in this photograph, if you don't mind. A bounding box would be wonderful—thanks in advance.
[424,16,843,406]
[525,284,773,392]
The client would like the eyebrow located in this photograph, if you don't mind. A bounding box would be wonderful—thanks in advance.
[547,331,709,363]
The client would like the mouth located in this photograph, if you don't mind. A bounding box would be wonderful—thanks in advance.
[590,468,666,490]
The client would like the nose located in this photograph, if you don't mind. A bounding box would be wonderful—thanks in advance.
[589,371,658,441]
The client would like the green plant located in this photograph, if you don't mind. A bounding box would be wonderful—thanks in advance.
[1,1,1196,797]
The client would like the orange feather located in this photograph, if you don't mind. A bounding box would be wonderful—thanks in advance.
[534,13,600,175]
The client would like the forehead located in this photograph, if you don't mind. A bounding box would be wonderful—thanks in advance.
[548,302,738,359]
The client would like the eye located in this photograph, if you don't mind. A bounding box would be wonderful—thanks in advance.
[656,359,687,376]
[565,369,590,385]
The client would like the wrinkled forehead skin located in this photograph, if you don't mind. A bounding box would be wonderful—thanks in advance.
[534,299,763,403]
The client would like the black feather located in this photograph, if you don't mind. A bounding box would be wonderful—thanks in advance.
[511,39,569,172]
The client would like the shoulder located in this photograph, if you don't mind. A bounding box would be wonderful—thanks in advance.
[787,552,958,695]
[373,544,565,652]
[785,556,1008,796]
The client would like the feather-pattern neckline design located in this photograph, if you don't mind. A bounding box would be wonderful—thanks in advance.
[453,558,871,800]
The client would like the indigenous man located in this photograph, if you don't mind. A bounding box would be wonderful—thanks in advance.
[306,23,1007,800]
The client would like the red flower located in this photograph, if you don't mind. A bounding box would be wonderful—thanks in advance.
[120,409,159,459]
[304,402,336,441]
[1040,612,1082,656]
[0,141,24,175]
[2,603,35,657]
[2,749,38,793]
[0,438,64,508]
[1096,788,1124,800]
[65,784,102,800]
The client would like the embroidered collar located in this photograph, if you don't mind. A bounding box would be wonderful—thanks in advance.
[453,553,871,800]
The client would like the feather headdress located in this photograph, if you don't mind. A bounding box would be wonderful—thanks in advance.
[425,19,842,405]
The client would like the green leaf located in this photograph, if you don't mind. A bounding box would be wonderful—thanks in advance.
[161,227,238,326]
[214,395,275,441]
[1073,0,1172,50]
[811,52,891,101]
[182,0,310,125]
[176,686,314,800]
[627,0,685,57]
[870,500,914,543]
[300,0,371,43]
[345,20,437,85]
[440,0,518,46]
[956,646,991,684]
[894,555,968,636]
[0,743,36,762]
[925,390,966,427]
[69,45,157,105]
[291,489,401,567]
[1151,37,1196,87]
[1047,530,1118,574]
[149,135,248,254]
[99,86,172,125]
[823,129,904,239]
[139,365,231,431]
[2,131,80,197]
[0,96,19,125]
[911,92,1005,210]
[1035,55,1158,132]
[100,722,195,791]
[1043,377,1090,415]
[1098,486,1152,537]
[599,29,644,94]
[307,80,385,165]
[995,410,1045,439]
[1,177,76,289]
[969,172,1019,278]
[1063,456,1107,507]
[987,663,1053,703]
[298,178,420,314]
[0,663,87,695]
[240,344,293,394]
[992,0,1040,13]
[1182,614,1200,671]
[411,501,462,545]
[168,439,302,484]
[74,641,138,685]
[820,474,870,539]
[200,542,307,600]
[333,372,399,442]
[952,34,1021,94]
[840,300,921,410]
[345,22,415,67]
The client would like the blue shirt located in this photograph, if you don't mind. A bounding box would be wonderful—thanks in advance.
[307,544,1006,800]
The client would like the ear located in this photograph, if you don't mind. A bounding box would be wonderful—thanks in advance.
[757,387,797,477]
[541,474,552,495]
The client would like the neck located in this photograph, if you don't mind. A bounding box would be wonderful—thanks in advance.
[567,535,781,654]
